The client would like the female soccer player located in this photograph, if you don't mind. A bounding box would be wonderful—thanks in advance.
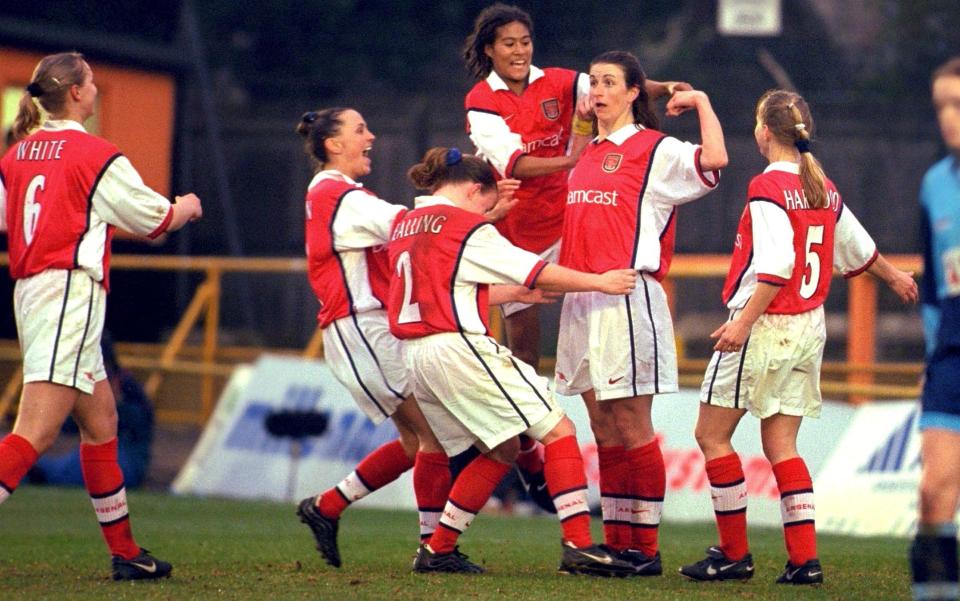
[0,51,203,580]
[463,2,687,505]
[679,89,917,585]
[555,50,727,575]
[294,107,466,568]
[911,56,960,601]
[388,146,637,576]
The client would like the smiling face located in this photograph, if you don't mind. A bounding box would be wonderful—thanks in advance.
[934,74,960,156]
[589,62,639,131]
[484,21,532,89]
[324,109,375,179]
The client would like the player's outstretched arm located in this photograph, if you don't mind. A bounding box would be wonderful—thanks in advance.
[167,193,203,232]
[535,264,637,295]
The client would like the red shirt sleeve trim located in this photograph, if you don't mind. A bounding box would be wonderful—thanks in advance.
[524,260,549,289]
[844,248,879,279]
[505,150,526,179]
[694,146,720,187]
[756,274,789,286]
[147,204,174,239]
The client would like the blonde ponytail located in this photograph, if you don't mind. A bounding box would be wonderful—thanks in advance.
[12,91,42,141]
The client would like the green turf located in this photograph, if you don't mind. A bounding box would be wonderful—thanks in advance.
[0,486,911,600]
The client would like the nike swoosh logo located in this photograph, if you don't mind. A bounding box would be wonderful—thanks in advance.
[535,482,548,492]
[131,561,157,573]
[504,114,514,122]
[608,376,624,385]
[807,570,822,577]
[580,552,613,564]
[719,563,739,571]
[706,566,718,576]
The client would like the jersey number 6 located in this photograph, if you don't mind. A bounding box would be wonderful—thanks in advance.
[395,251,422,324]
[799,224,824,300]
[23,175,45,246]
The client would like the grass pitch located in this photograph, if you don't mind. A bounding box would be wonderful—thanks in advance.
[0,486,910,600]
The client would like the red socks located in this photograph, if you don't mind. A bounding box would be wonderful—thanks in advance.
[0,434,39,503]
[626,439,665,557]
[543,436,592,548]
[80,438,140,560]
[428,455,510,553]
[317,439,413,520]
[515,435,544,475]
[773,457,817,566]
[706,452,749,560]
[598,445,630,551]
[414,451,451,542]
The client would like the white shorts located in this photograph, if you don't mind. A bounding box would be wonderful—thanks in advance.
[15,269,107,395]
[404,332,565,456]
[322,310,412,424]
[500,239,561,318]
[555,273,678,400]
[699,307,826,419]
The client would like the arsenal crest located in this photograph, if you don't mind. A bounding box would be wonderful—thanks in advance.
[602,153,623,173]
[541,98,560,120]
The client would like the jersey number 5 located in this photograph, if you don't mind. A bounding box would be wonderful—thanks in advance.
[22,175,46,246]
[395,251,422,324]
[799,224,824,300]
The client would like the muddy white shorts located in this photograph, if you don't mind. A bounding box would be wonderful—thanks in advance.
[500,239,561,318]
[699,306,826,418]
[15,269,107,394]
[555,273,678,400]
[404,332,565,456]
[322,310,412,424]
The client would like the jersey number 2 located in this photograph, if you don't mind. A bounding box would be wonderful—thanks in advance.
[22,175,45,246]
[799,224,824,300]
[395,251,422,324]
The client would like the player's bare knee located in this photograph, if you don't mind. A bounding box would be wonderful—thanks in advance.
[539,416,576,444]
[489,437,521,464]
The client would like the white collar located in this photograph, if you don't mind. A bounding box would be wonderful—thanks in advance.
[308,169,361,190]
[42,119,87,133]
[597,123,644,146]
[485,65,545,92]
[764,161,800,174]
[413,194,457,208]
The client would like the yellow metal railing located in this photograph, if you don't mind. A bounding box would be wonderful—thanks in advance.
[0,252,924,425]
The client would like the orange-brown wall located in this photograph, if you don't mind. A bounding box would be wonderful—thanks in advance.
[0,47,175,196]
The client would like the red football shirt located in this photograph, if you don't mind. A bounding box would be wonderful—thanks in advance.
[466,66,580,253]
[1,123,171,291]
[560,124,719,280]
[304,170,404,328]
[722,162,877,314]
[387,195,547,339]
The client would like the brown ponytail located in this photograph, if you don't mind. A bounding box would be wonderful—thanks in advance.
[12,52,87,141]
[757,90,827,209]
[407,147,496,193]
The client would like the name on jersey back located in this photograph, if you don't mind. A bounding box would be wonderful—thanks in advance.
[391,213,447,240]
[15,139,66,162]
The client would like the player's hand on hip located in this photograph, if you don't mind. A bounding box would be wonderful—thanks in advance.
[598,269,637,295]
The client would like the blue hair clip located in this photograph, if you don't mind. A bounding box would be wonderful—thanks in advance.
[445,147,462,166]
[794,138,811,153]
[302,111,318,124]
